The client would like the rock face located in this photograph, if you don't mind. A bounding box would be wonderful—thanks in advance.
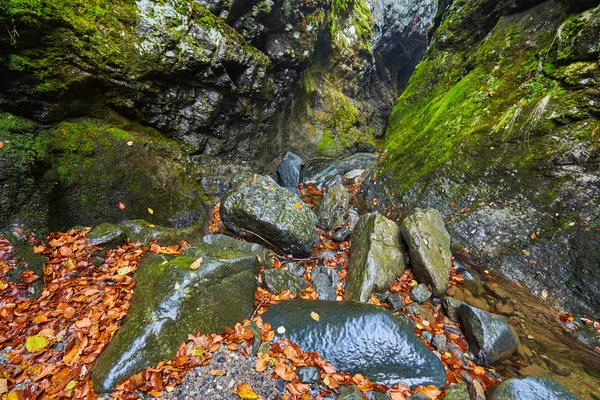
[220,174,318,257]
[262,300,447,389]
[346,213,406,302]
[366,0,600,320]
[318,183,351,230]
[91,235,260,393]
[399,209,452,297]
[490,376,580,400]
[459,304,519,365]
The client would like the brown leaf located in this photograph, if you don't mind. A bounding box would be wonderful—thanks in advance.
[414,385,441,400]
[209,369,225,376]
[19,270,40,284]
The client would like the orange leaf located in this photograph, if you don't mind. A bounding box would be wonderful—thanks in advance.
[473,365,485,375]
[414,385,441,400]
[274,362,296,381]
[294,202,302,210]
[210,369,225,376]
[530,232,537,240]
[255,354,269,372]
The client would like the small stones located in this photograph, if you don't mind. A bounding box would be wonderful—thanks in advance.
[296,366,321,384]
[410,284,432,303]
[388,293,405,312]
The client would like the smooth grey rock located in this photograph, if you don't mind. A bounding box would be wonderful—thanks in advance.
[346,213,406,302]
[277,152,304,187]
[319,183,350,229]
[444,296,465,322]
[459,304,519,365]
[410,283,432,303]
[333,226,352,242]
[400,208,452,297]
[422,331,433,342]
[388,293,405,311]
[444,383,470,400]
[91,235,260,393]
[406,302,423,316]
[263,300,447,388]
[432,334,448,352]
[285,262,305,277]
[490,376,580,400]
[262,268,308,295]
[311,266,339,300]
[87,222,124,247]
[220,174,318,257]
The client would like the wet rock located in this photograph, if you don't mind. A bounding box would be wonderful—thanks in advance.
[337,385,364,400]
[262,300,447,388]
[490,376,579,400]
[543,358,571,377]
[410,284,432,303]
[304,166,343,189]
[469,379,486,400]
[119,220,170,245]
[343,169,364,184]
[406,302,423,316]
[91,235,260,393]
[444,383,470,400]
[388,293,405,312]
[348,208,360,230]
[399,209,452,297]
[408,394,431,400]
[459,270,484,297]
[333,226,352,242]
[277,152,304,187]
[346,213,406,302]
[518,365,548,376]
[86,223,124,247]
[432,335,448,352]
[220,174,318,257]
[296,366,320,384]
[422,331,433,342]
[311,266,339,300]
[262,268,308,295]
[443,297,465,322]
[285,262,305,277]
[459,304,519,365]
[319,183,350,230]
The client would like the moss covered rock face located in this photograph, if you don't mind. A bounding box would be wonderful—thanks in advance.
[220,174,318,257]
[366,0,600,322]
[91,234,261,393]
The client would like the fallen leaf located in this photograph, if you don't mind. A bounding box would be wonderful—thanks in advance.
[65,381,77,390]
[118,266,135,275]
[118,202,125,210]
[473,365,485,375]
[127,141,133,146]
[274,362,296,381]
[277,326,286,334]
[414,385,441,399]
[310,311,320,322]
[530,232,537,240]
[25,335,49,353]
[190,257,203,270]
[0,378,7,394]
[148,207,154,215]
[0,142,3,149]
[294,203,302,210]
[7,392,21,400]
[209,369,225,376]
[33,245,45,254]
[450,200,456,207]
[235,383,257,399]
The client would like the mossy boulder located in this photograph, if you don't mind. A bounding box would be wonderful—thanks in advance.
[399,209,452,297]
[262,299,447,388]
[346,213,406,302]
[490,376,580,400]
[91,234,261,393]
[220,174,318,257]
[366,0,600,321]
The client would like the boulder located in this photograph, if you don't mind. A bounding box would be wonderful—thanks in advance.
[220,174,318,257]
[459,304,519,365]
[490,376,580,400]
[400,209,452,297]
[277,152,304,187]
[262,268,308,295]
[346,213,406,302]
[410,284,432,303]
[262,300,447,388]
[319,183,350,230]
[91,235,260,393]
[86,223,125,247]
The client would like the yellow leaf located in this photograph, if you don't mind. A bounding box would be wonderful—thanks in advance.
[190,257,203,270]
[66,380,77,390]
[148,207,154,215]
[210,369,226,376]
[235,383,257,399]
[416,323,423,330]
[7,392,21,400]
[25,335,49,353]
[473,365,485,375]
[310,311,320,322]
[117,266,135,275]
[126,141,134,146]
[294,203,302,210]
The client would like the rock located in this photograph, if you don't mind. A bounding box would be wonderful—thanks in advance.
[388,293,405,312]
[406,302,423,316]
[348,208,360,230]
[346,213,406,302]
[319,183,350,229]
[371,392,392,400]
[220,174,318,257]
[337,385,364,400]
[343,169,364,184]
[469,379,486,400]
[304,166,343,189]
[285,262,305,277]
[311,266,339,300]
[490,376,580,400]
[399,209,452,297]
[444,383,470,400]
[543,358,571,377]
[408,394,431,400]
[333,226,352,242]
[518,365,548,376]
[422,331,433,342]
[443,297,465,322]
[296,366,320,384]
[459,270,484,297]
[432,335,448,352]
[277,152,304,187]
[410,284,432,303]
[459,304,519,365]
[262,268,308,295]
[91,235,260,393]
[262,300,447,388]
[86,223,124,247]
[119,220,170,244]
